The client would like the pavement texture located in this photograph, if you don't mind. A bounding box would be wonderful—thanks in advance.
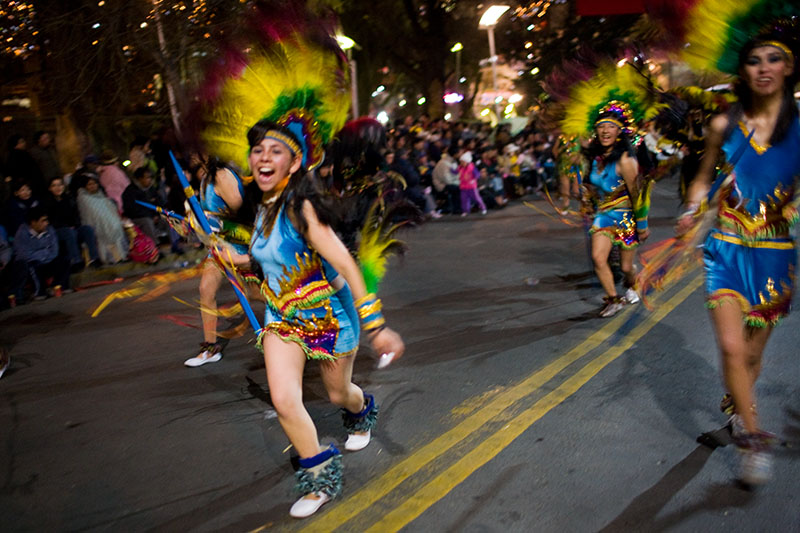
[1,181,799,532]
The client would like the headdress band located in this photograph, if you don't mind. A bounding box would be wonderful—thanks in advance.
[755,40,795,64]
[262,130,301,156]
[595,117,624,129]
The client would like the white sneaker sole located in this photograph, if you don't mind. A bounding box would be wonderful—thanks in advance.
[184,352,222,367]
[290,492,331,518]
[345,430,371,451]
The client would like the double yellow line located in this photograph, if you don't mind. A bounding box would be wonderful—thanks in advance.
[294,274,703,532]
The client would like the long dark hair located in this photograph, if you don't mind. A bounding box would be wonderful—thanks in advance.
[728,36,800,145]
[247,119,341,236]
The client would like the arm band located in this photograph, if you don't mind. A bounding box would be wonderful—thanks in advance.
[355,293,386,331]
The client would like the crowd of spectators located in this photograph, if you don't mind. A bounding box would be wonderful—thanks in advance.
[1,130,186,309]
[0,116,560,310]
[381,115,558,218]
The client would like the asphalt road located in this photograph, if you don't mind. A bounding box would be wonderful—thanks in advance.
[2,180,799,532]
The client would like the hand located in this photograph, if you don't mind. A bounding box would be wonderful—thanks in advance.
[675,213,698,237]
[368,327,405,364]
[637,228,651,241]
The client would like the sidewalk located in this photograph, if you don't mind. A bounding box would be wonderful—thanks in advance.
[70,247,207,289]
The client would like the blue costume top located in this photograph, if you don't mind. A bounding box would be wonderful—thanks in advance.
[201,168,251,254]
[250,204,359,360]
[587,157,638,249]
[704,118,800,326]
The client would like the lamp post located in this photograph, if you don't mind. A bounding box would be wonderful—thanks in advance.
[336,34,358,119]
[450,42,463,118]
[479,5,510,124]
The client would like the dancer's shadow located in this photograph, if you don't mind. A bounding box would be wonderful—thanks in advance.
[599,432,752,533]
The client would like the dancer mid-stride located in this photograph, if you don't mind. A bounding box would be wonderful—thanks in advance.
[663,2,800,485]
[194,1,404,518]
[549,60,659,317]
[184,159,254,367]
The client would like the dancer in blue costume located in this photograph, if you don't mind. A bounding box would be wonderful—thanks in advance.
[242,119,404,518]
[194,1,404,516]
[585,113,650,317]
[677,28,800,485]
[185,159,254,367]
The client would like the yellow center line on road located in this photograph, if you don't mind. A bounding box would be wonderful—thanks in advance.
[364,275,703,532]
[299,273,701,533]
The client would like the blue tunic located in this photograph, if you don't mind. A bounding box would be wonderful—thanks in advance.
[201,169,250,254]
[250,204,359,360]
[704,119,800,326]
[587,158,638,248]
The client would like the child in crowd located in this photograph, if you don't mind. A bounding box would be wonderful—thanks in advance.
[13,206,71,299]
[457,152,487,216]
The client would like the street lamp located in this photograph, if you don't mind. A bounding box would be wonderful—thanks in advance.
[450,42,463,118]
[336,34,359,119]
[479,5,510,123]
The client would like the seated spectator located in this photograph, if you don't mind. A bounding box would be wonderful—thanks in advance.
[388,149,440,219]
[77,176,128,264]
[13,206,71,299]
[0,227,27,308]
[68,154,101,197]
[97,149,130,212]
[43,177,100,270]
[3,181,40,236]
[122,167,163,242]
[431,146,461,214]
[122,167,182,253]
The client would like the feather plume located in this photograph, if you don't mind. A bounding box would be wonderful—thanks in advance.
[191,1,350,172]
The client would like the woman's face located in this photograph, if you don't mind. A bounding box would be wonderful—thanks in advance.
[595,122,621,147]
[49,178,65,197]
[248,137,301,193]
[85,178,99,194]
[742,45,794,97]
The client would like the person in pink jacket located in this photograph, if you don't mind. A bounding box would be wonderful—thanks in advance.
[457,151,487,216]
[97,150,130,213]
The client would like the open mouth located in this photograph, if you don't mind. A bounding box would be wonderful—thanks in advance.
[258,167,275,179]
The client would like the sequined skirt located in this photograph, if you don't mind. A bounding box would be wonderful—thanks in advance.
[262,282,359,360]
[590,208,639,249]
[703,229,796,327]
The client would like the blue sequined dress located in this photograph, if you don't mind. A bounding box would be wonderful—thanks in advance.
[587,158,638,249]
[703,119,800,327]
[250,204,359,360]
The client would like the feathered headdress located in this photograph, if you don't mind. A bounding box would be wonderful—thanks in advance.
[643,0,800,75]
[192,1,350,172]
[549,59,662,138]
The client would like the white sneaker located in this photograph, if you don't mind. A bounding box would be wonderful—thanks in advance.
[290,492,331,518]
[344,430,371,451]
[739,448,772,485]
[600,297,626,318]
[624,287,640,305]
[728,414,746,439]
[184,343,222,367]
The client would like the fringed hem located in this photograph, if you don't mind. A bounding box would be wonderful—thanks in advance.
[705,289,789,328]
[256,326,354,361]
[590,226,640,249]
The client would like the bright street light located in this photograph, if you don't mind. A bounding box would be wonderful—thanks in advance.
[479,5,510,123]
[450,42,463,53]
[336,35,355,50]
[336,34,358,118]
[479,5,510,28]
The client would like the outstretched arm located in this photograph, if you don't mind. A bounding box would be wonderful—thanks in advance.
[302,199,405,361]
